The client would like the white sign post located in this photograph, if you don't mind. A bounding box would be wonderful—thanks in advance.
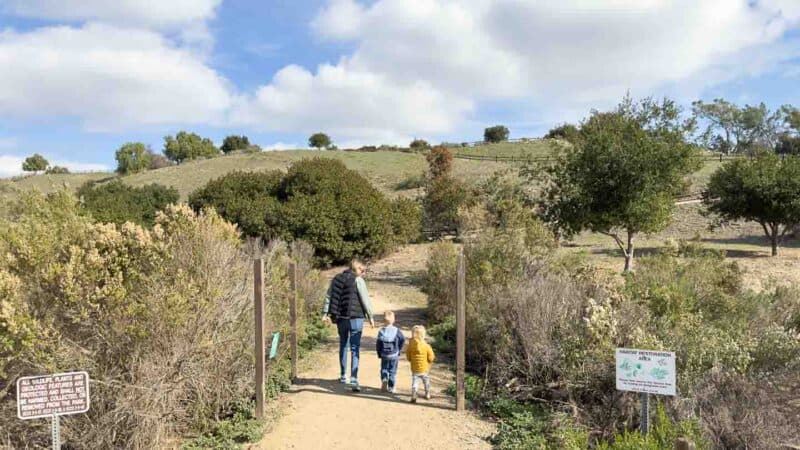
[17,371,91,449]
[615,349,676,435]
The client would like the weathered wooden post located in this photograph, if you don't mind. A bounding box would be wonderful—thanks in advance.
[456,250,466,411]
[254,258,265,419]
[289,261,299,382]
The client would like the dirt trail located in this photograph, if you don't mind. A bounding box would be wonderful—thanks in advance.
[256,246,495,450]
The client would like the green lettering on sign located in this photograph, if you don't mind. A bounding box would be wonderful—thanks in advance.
[269,332,280,359]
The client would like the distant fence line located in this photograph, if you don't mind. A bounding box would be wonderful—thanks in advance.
[451,152,751,164]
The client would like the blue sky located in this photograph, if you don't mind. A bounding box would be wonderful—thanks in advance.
[0,0,799,176]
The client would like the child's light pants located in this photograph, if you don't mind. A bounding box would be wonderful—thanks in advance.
[411,372,430,394]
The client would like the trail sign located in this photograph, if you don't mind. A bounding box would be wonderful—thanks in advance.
[17,371,90,420]
[615,348,676,396]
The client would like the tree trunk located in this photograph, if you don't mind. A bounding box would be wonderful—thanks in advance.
[771,223,781,256]
[623,231,635,272]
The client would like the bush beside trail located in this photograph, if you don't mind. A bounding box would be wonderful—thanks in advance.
[423,174,800,448]
[78,180,179,227]
[0,191,326,448]
[189,158,422,266]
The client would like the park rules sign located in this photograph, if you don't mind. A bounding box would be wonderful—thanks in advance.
[615,348,676,396]
[17,371,90,420]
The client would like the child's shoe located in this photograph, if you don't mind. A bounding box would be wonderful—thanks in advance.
[410,391,417,403]
[381,379,388,392]
[425,391,431,400]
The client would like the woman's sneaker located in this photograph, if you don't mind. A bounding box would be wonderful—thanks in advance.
[338,376,348,384]
[351,381,361,392]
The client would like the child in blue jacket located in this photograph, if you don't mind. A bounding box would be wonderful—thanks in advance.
[376,310,405,393]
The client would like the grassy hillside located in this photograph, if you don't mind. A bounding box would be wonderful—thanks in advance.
[123,150,508,199]
[447,139,554,158]
[0,172,113,202]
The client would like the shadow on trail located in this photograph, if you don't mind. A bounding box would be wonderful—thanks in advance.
[288,377,456,412]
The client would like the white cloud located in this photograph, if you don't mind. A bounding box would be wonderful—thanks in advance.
[0,23,233,131]
[0,154,108,178]
[231,63,471,143]
[234,0,800,141]
[262,142,299,151]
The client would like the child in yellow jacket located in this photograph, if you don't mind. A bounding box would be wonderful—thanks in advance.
[405,325,435,403]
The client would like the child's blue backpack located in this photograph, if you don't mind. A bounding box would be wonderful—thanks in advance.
[378,326,399,358]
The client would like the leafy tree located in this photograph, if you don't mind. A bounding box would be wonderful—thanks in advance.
[115,142,152,175]
[537,97,700,272]
[409,139,430,151]
[163,131,220,163]
[308,133,332,149]
[705,152,800,256]
[45,166,70,174]
[78,181,179,227]
[693,99,785,153]
[221,135,251,154]
[484,125,510,143]
[544,123,580,144]
[189,171,285,238]
[22,154,48,172]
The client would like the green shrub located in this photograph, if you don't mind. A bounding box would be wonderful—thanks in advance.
[188,170,285,238]
[189,159,413,265]
[428,315,455,354]
[220,135,251,154]
[280,158,395,265]
[423,176,469,236]
[390,197,422,244]
[423,241,458,322]
[78,180,179,227]
[492,411,550,449]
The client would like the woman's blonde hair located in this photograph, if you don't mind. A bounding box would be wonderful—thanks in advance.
[412,325,426,340]
[349,259,365,272]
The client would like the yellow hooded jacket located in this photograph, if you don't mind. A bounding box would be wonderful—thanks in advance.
[405,338,435,374]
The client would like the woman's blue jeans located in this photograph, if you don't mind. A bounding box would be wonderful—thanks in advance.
[337,318,364,382]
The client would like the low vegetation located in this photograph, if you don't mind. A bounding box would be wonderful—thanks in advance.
[77,180,179,227]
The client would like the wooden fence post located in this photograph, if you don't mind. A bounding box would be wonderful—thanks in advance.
[253,258,265,419]
[289,261,299,382]
[455,250,466,411]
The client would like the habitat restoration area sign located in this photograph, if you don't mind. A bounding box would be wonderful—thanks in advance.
[615,348,676,396]
[17,371,90,420]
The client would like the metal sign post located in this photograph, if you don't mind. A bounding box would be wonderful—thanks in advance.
[51,414,60,449]
[615,348,676,436]
[640,392,649,435]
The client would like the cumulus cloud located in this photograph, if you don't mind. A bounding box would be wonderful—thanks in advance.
[231,63,472,144]
[0,23,233,131]
[0,154,108,177]
[235,0,800,140]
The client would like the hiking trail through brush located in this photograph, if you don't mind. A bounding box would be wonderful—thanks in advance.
[255,247,495,450]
